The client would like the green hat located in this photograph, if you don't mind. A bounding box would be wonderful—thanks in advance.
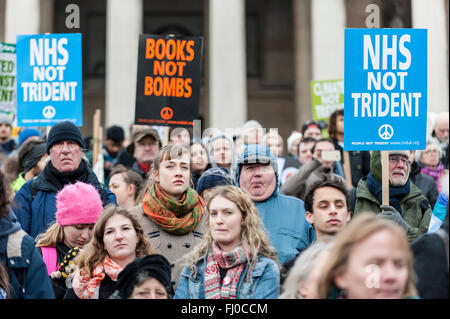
[370,150,411,182]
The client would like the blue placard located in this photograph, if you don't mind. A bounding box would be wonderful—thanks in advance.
[16,33,82,126]
[344,28,427,151]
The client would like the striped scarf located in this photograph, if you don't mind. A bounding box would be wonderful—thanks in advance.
[142,183,205,235]
[204,241,247,299]
[72,256,123,299]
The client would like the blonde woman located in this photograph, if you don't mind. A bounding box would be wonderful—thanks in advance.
[63,206,155,299]
[318,213,418,299]
[279,239,333,299]
[174,185,280,299]
[35,182,103,299]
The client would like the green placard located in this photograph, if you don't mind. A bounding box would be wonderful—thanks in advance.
[311,79,344,122]
[0,42,16,119]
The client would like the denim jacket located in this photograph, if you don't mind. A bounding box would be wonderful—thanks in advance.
[174,255,280,299]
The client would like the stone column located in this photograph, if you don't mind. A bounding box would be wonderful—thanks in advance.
[293,0,313,129]
[105,0,142,137]
[208,0,247,131]
[311,0,346,80]
[4,0,40,43]
[412,0,449,114]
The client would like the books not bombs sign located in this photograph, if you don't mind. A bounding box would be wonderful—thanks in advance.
[135,34,203,127]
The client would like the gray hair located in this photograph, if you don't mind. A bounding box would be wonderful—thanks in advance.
[415,138,442,163]
[279,239,333,299]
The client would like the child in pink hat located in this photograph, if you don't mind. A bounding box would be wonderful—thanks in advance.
[35,182,104,298]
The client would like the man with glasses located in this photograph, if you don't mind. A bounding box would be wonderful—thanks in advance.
[352,150,432,242]
[12,121,116,238]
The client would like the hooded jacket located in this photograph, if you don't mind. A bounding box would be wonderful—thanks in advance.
[235,144,316,264]
[0,209,54,298]
[353,151,432,242]
[12,160,116,238]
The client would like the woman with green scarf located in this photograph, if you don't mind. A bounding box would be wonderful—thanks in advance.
[132,144,205,289]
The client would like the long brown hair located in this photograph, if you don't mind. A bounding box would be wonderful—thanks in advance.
[328,109,344,141]
[74,205,155,277]
[318,213,417,299]
[182,185,280,280]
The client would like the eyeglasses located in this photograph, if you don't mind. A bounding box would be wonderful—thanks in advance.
[423,149,439,155]
[389,155,410,166]
[51,141,80,152]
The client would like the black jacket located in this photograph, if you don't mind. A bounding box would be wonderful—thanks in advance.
[411,211,449,299]
[334,141,371,187]
[409,161,439,209]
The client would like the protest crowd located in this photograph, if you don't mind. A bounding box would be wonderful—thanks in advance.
[0,2,448,304]
[0,109,448,300]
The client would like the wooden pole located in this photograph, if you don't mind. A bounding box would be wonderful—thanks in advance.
[342,151,353,187]
[92,109,100,164]
[381,151,390,206]
[163,126,170,147]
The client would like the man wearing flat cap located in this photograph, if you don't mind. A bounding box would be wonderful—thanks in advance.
[13,121,116,238]
[126,127,161,179]
[353,150,432,242]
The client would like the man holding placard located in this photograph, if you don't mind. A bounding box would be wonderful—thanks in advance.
[345,28,431,241]
[353,150,432,242]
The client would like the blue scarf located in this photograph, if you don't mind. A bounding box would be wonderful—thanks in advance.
[366,172,410,215]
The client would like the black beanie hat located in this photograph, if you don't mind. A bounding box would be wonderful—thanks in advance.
[114,254,174,299]
[196,167,235,196]
[46,121,86,154]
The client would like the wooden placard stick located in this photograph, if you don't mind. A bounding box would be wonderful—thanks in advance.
[92,109,100,164]
[381,150,390,206]
[163,126,170,147]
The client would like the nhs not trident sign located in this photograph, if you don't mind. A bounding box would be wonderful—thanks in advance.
[344,28,427,151]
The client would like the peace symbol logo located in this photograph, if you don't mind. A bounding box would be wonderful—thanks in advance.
[378,124,394,140]
[160,107,173,120]
[43,106,56,119]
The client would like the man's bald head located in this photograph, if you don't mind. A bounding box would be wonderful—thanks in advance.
[434,112,449,144]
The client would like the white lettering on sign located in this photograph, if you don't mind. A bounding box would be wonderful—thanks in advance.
[353,34,421,118]
[22,37,76,103]
[363,34,411,70]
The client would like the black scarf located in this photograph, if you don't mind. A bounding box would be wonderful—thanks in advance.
[366,172,410,214]
[44,160,94,191]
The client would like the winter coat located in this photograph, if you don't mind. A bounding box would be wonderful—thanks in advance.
[409,161,439,209]
[235,144,315,264]
[353,177,432,242]
[333,141,371,187]
[174,254,280,299]
[133,204,206,290]
[411,217,448,299]
[0,210,54,299]
[37,243,72,299]
[281,158,346,201]
[12,162,116,238]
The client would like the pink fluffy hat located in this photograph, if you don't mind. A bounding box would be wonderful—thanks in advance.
[55,182,103,226]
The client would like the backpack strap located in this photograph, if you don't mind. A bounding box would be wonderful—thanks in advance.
[41,247,58,276]
[29,177,38,200]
